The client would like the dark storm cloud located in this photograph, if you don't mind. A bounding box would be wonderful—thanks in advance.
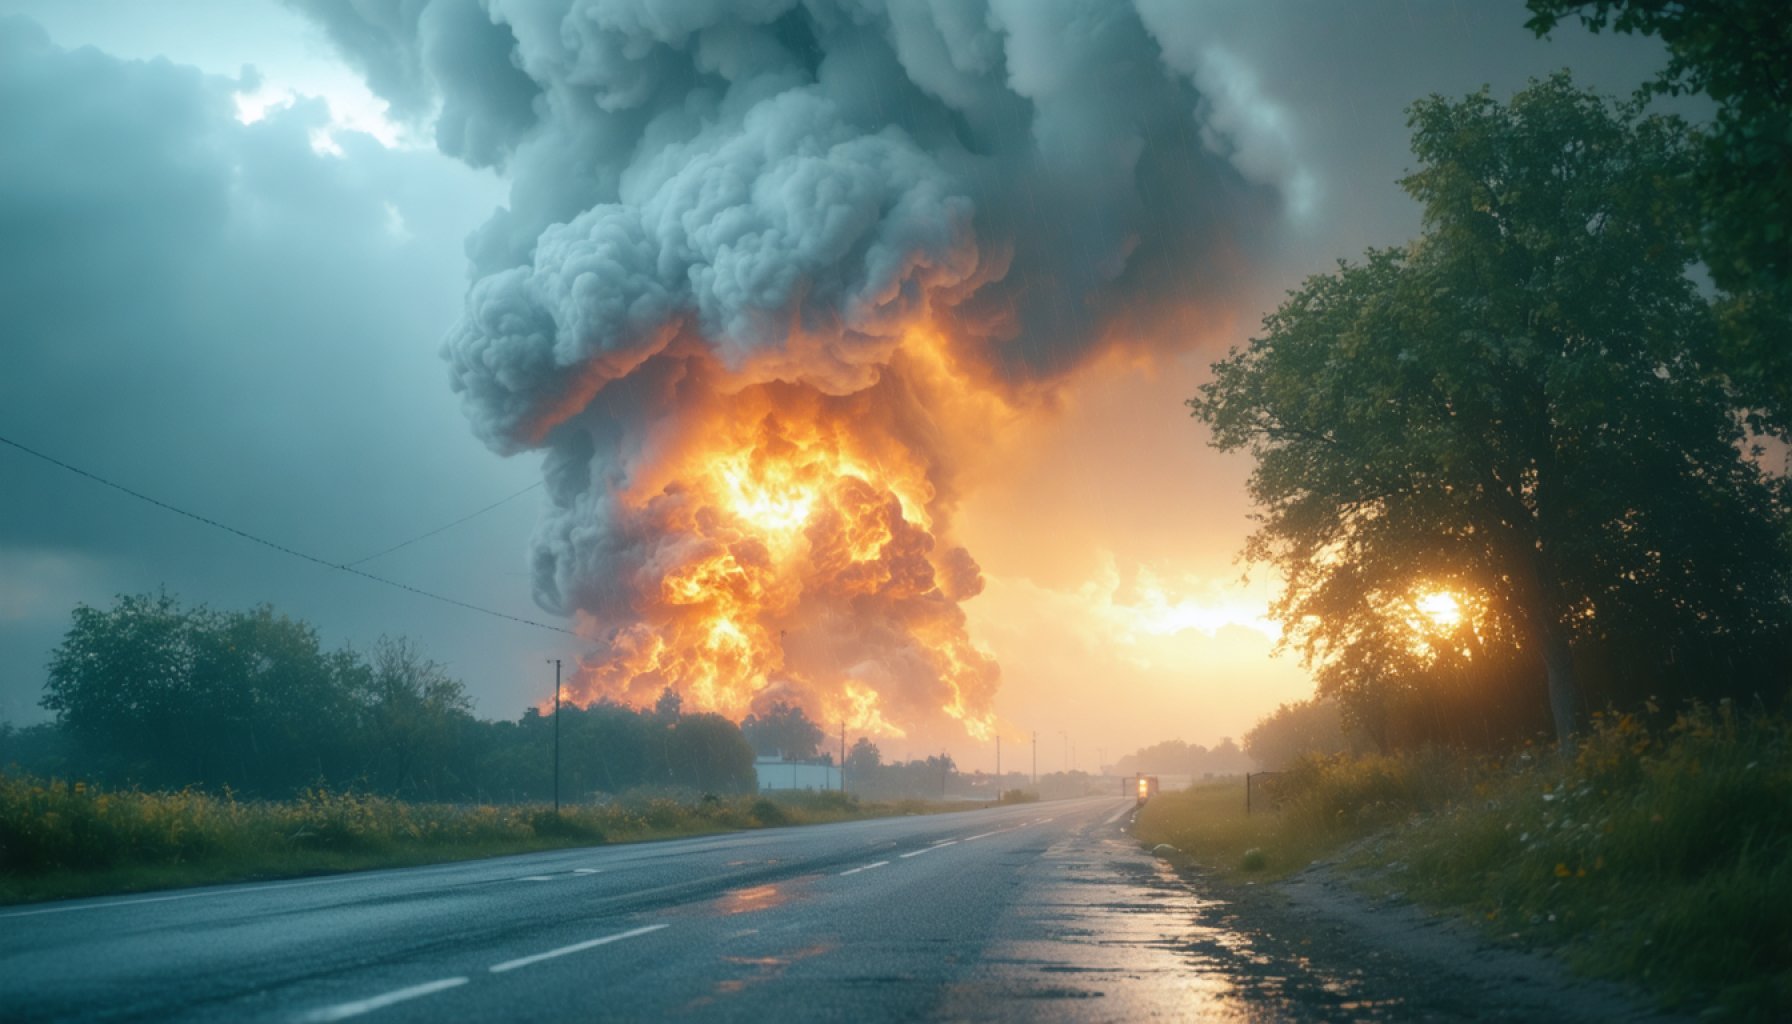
[1131,0,1689,273]
[0,16,460,558]
[290,0,538,166]
[0,16,541,724]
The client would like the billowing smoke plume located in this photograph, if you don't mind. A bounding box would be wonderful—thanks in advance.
[291,0,1289,742]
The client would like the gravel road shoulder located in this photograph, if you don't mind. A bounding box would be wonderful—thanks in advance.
[1157,848,1688,1022]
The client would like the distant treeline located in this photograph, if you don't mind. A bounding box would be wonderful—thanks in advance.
[1110,738,1255,779]
[0,593,1022,803]
[1,593,767,801]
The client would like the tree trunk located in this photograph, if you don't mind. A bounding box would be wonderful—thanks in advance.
[1510,526,1583,750]
[1536,613,1580,751]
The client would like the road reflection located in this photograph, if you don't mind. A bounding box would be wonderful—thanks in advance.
[720,884,789,916]
[940,833,1408,1021]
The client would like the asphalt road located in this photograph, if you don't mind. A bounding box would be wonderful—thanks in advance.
[0,796,1356,1022]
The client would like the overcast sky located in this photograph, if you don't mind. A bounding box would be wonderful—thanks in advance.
[0,1,1680,765]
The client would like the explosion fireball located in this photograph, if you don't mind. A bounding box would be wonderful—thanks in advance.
[566,338,1001,740]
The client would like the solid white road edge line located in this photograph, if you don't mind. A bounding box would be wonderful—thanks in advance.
[2,848,635,920]
[488,924,668,973]
[0,875,386,920]
[295,977,469,1023]
[1103,804,1134,826]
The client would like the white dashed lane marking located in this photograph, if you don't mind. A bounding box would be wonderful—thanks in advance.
[488,924,668,974]
[295,977,469,1022]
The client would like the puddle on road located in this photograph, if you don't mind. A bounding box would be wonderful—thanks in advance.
[719,884,789,916]
[940,833,1408,1022]
[681,943,836,1013]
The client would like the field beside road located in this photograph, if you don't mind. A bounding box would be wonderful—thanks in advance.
[1135,703,1792,1019]
[0,776,966,905]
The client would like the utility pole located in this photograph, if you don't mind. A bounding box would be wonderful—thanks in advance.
[548,658,562,814]
[840,721,846,794]
[1059,730,1069,773]
[996,735,1001,790]
[1031,731,1037,786]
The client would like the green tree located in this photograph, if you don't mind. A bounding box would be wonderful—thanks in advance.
[1243,698,1363,770]
[1192,75,1791,747]
[348,636,474,798]
[666,712,757,793]
[42,594,360,793]
[740,700,823,759]
[1527,0,1792,426]
[845,736,881,778]
[41,593,200,784]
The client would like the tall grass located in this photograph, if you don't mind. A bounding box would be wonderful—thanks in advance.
[1137,703,1792,1019]
[0,777,949,904]
[1379,703,1791,1017]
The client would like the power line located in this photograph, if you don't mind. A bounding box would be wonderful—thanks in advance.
[0,432,574,636]
[344,480,541,566]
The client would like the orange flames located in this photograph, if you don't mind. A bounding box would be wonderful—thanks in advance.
[566,331,1006,742]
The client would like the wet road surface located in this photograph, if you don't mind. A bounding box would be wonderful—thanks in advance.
[2,796,1464,1022]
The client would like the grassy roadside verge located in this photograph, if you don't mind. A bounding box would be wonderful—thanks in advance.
[0,776,963,905]
[1136,704,1792,1019]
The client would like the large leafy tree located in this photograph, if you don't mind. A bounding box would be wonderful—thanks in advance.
[43,593,360,793]
[1526,0,1792,427]
[740,700,823,759]
[347,636,476,799]
[665,712,758,793]
[845,736,882,778]
[1192,74,1791,747]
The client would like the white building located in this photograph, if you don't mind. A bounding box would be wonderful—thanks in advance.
[753,756,841,792]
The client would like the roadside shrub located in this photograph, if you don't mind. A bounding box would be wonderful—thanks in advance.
[1277,746,1472,834]
[288,789,395,853]
[1140,704,1791,1017]
[771,790,856,815]
[749,798,791,827]
[528,810,604,842]
[1382,703,1791,1017]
